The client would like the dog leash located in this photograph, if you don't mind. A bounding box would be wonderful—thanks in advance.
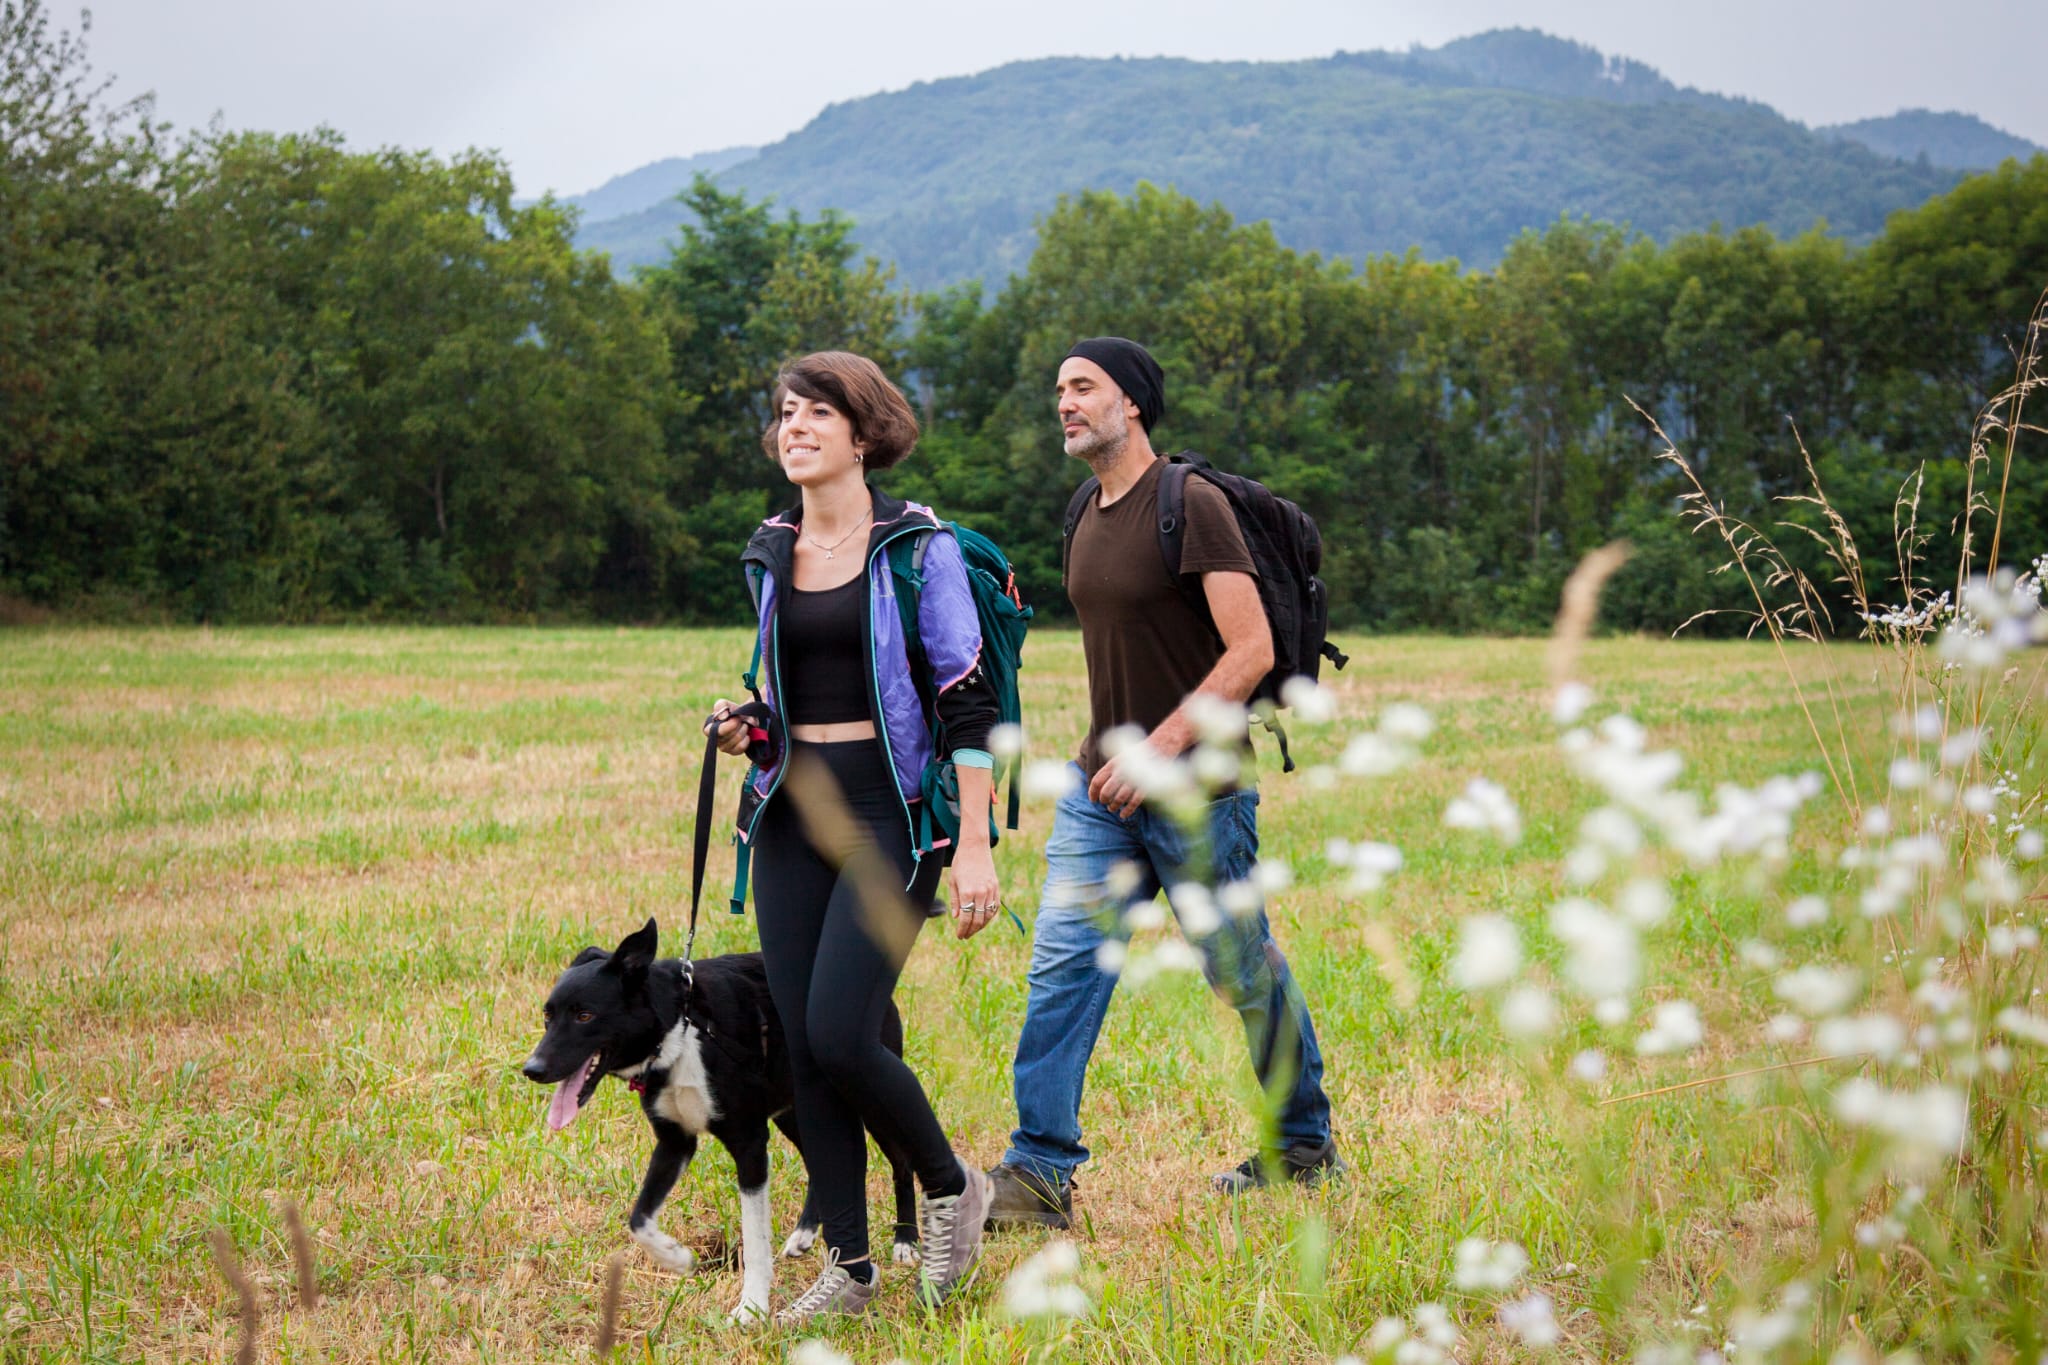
[691,702,775,964]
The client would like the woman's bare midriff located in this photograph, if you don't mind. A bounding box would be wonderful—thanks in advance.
[789,720,877,743]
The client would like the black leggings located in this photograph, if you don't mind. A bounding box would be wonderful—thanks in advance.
[752,738,956,1261]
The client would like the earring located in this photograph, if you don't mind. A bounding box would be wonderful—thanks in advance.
[855,453,864,463]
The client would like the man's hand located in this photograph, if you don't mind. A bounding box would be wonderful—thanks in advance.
[1087,749,1148,817]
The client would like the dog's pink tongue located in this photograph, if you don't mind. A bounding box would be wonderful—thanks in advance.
[546,1077,583,1132]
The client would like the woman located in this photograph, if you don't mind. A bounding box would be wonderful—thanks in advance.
[709,350,1000,1324]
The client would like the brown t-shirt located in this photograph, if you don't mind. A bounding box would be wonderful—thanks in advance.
[1068,458,1257,777]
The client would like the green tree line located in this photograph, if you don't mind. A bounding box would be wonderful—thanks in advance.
[4,2,2044,630]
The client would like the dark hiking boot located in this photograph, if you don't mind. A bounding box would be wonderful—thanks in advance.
[1210,1139,1348,1194]
[984,1163,1073,1231]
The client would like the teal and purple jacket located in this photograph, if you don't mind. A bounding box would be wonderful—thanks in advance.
[732,486,997,899]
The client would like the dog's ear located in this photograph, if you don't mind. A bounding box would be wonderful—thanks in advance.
[569,946,610,968]
[611,917,658,978]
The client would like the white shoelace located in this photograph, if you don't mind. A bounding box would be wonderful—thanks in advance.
[783,1256,852,1316]
[920,1194,963,1276]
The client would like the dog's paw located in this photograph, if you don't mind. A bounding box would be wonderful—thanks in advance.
[630,1223,698,1275]
[891,1239,920,1267]
[727,1297,768,1326]
[780,1225,818,1259]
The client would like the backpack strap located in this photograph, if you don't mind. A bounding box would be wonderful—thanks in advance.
[1156,456,1217,621]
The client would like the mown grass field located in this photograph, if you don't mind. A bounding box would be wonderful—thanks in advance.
[0,627,1895,1363]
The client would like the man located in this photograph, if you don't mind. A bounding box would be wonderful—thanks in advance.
[986,337,1340,1229]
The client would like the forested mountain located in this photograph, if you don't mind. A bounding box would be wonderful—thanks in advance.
[9,2,2047,631]
[561,145,756,230]
[571,29,1977,287]
[1822,109,2042,171]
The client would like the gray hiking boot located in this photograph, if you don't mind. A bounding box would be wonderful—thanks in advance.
[772,1249,876,1327]
[917,1159,993,1307]
[985,1162,1073,1231]
[1211,1139,1348,1194]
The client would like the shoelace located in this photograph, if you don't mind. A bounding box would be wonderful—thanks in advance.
[920,1195,963,1275]
[783,1255,851,1316]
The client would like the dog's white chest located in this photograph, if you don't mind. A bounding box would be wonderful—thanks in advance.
[652,1022,720,1134]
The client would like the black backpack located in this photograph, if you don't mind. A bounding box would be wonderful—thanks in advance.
[1061,453,1350,770]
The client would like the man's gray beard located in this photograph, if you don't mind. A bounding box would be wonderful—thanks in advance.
[1065,409,1129,472]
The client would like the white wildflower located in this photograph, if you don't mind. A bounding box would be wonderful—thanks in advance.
[1000,1238,1089,1320]
[1833,1080,1967,1159]
[988,722,1026,761]
[1381,703,1434,743]
[1339,734,1407,778]
[1637,1000,1705,1056]
[1774,965,1861,1016]
[789,1342,856,1365]
[1450,914,1521,991]
[1569,1049,1608,1082]
[1452,1238,1528,1291]
[1553,681,1594,725]
[1963,784,1995,816]
[1861,806,1893,838]
[1192,745,1241,791]
[1815,1013,1907,1061]
[1444,777,1522,844]
[1581,806,1642,857]
[1100,862,1143,901]
[1345,841,1404,893]
[1910,978,1961,1015]
[2017,829,2043,861]
[1094,941,1127,975]
[1739,940,1782,971]
[1995,1008,2048,1046]
[1889,758,1928,790]
[1218,879,1263,918]
[1618,878,1672,928]
[1022,760,1080,801]
[1564,845,1609,887]
[1252,859,1292,894]
[1188,693,1251,746]
[1411,1301,1458,1349]
[1594,996,1630,1027]
[1499,986,1558,1040]
[1938,728,1981,768]
[1499,1292,1560,1347]
[1279,675,1337,724]
[1549,898,1640,999]
[1766,1014,1808,1043]
[1784,895,1828,928]
[1167,882,1221,936]
[1123,901,1166,932]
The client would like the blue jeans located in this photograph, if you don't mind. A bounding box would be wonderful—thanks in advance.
[1002,766,1332,1184]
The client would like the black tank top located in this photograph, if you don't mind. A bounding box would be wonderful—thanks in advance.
[780,574,869,725]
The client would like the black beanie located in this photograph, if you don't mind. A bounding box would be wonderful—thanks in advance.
[1064,337,1166,431]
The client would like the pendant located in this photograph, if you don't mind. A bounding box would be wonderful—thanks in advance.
[824,549,834,559]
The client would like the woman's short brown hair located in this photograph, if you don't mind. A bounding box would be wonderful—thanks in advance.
[760,351,920,470]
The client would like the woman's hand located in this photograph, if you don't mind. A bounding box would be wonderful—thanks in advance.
[707,698,751,757]
[948,842,1001,941]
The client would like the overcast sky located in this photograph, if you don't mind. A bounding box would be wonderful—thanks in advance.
[75,0,2048,198]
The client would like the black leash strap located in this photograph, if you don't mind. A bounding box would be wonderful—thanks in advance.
[688,721,720,965]
[692,701,777,961]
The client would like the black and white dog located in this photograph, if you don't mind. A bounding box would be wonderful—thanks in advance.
[521,918,918,1321]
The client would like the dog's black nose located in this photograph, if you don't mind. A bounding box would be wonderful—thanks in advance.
[520,1056,547,1082]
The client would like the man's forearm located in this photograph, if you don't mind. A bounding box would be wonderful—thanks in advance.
[1149,640,1272,757]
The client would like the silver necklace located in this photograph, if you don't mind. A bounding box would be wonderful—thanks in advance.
[804,508,872,559]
